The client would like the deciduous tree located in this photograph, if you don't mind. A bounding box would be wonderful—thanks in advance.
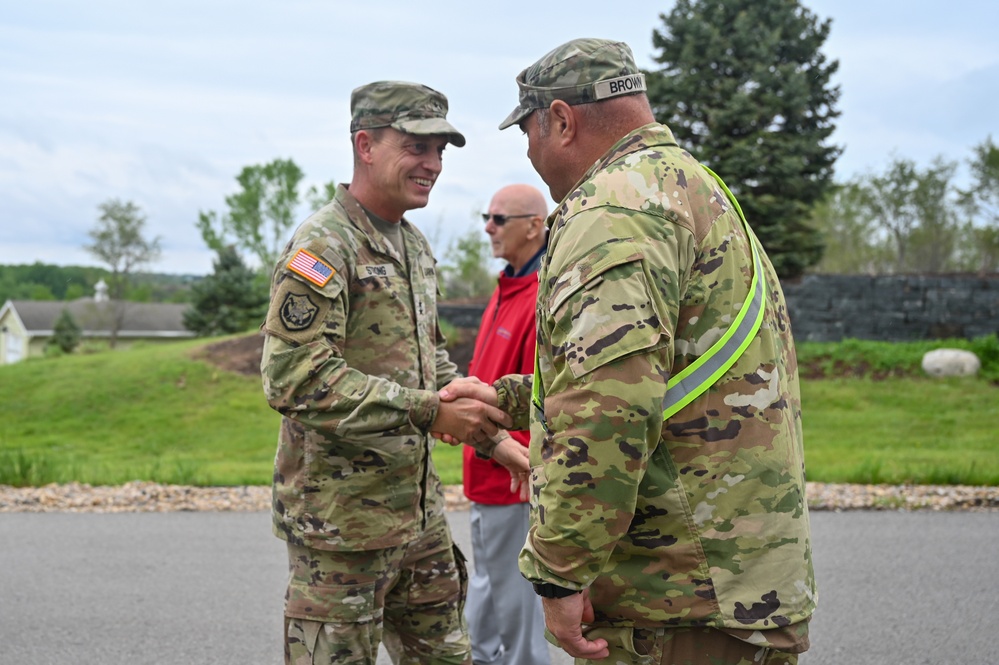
[857,156,962,273]
[439,226,495,300]
[810,182,889,274]
[812,154,973,274]
[960,136,999,273]
[84,199,161,346]
[197,159,306,272]
[306,180,338,212]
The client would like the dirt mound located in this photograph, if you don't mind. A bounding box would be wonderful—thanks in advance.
[192,333,266,377]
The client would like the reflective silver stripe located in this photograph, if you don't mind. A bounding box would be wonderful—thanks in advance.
[662,168,766,421]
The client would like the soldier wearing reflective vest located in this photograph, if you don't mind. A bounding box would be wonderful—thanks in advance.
[441,38,815,665]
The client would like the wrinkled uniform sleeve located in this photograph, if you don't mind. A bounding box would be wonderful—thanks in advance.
[519,207,687,589]
[434,318,462,389]
[493,372,534,430]
[261,257,439,438]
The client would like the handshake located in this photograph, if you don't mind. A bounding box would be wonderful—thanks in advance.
[429,376,530,499]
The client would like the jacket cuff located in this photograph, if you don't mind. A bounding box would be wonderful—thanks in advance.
[532,581,582,598]
[492,374,533,430]
[408,389,439,432]
[473,431,509,459]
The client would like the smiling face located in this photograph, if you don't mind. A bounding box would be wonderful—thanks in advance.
[362,127,449,221]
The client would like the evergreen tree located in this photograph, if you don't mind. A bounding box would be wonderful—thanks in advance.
[183,246,268,336]
[48,308,82,354]
[646,0,841,277]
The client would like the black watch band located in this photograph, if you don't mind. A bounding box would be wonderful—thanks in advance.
[532,582,581,599]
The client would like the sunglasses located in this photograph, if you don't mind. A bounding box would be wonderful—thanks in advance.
[481,213,536,226]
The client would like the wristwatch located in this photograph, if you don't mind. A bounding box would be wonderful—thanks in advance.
[532,582,581,598]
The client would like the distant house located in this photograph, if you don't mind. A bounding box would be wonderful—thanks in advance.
[0,280,194,364]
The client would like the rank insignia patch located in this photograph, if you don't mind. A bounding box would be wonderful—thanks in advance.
[280,292,320,331]
[288,248,335,287]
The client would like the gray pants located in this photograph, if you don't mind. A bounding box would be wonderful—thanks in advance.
[465,502,550,665]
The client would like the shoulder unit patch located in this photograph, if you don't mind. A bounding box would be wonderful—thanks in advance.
[279,291,320,331]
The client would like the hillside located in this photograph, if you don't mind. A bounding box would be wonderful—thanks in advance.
[2,334,998,488]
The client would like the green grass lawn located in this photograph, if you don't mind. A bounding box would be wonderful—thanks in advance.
[2,335,997,487]
[801,377,999,485]
[0,338,278,486]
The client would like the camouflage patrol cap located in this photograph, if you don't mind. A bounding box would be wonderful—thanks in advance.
[498,38,646,130]
[350,80,466,147]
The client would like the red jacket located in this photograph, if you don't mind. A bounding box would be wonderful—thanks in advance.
[462,269,538,504]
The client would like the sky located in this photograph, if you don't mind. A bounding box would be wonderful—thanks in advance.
[2,0,997,276]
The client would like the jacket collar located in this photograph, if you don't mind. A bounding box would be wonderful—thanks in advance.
[334,184,406,263]
[551,123,681,224]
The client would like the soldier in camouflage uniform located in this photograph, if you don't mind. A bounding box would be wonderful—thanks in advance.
[260,81,523,665]
[443,38,815,664]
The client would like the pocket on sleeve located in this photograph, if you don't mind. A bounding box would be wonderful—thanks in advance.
[263,275,335,346]
[549,252,670,380]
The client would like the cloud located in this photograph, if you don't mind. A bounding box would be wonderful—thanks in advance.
[2,0,997,274]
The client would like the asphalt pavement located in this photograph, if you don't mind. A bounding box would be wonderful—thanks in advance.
[1,509,997,664]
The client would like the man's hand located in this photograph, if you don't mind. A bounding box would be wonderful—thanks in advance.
[542,589,609,660]
[430,394,511,446]
[439,376,499,406]
[491,435,530,501]
[434,378,503,444]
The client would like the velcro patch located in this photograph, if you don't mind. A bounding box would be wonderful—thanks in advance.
[279,291,320,331]
[360,264,396,279]
[288,248,335,287]
[593,73,646,100]
[264,279,332,346]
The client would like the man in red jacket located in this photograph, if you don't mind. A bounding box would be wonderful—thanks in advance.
[464,183,551,665]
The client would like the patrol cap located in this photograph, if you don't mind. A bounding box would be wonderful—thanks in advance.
[350,81,466,147]
[498,38,646,131]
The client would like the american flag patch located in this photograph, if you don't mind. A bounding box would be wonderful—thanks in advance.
[288,249,335,287]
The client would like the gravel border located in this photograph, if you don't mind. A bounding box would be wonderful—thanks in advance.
[1,482,997,513]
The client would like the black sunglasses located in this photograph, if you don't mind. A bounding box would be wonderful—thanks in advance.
[481,213,535,226]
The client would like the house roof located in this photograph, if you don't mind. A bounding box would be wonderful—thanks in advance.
[2,299,194,338]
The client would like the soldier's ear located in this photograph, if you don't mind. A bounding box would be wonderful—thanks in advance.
[549,100,576,146]
[354,130,376,164]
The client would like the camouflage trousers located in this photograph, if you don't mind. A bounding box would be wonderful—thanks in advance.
[564,626,799,665]
[283,513,471,665]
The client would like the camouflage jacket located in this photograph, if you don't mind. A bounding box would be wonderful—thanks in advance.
[260,184,459,551]
[498,124,815,640]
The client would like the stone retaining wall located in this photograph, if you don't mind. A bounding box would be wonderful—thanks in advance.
[440,274,999,343]
[438,304,489,329]
[783,274,999,342]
